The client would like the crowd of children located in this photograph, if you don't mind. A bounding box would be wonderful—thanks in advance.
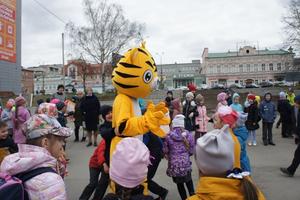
[0,86,299,200]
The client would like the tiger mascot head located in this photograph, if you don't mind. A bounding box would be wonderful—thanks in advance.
[112,42,158,99]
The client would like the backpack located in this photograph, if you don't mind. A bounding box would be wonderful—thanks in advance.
[0,167,56,200]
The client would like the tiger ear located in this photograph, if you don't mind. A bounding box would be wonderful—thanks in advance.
[141,41,146,49]
[129,48,139,64]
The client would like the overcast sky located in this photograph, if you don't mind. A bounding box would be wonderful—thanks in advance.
[22,0,289,67]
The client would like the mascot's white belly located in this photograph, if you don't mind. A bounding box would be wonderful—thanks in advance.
[132,98,143,141]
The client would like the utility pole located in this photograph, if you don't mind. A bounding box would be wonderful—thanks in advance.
[156,52,164,89]
[62,33,65,86]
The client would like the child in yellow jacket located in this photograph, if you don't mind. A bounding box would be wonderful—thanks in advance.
[188,105,265,200]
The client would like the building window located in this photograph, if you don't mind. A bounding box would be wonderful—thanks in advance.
[285,62,289,70]
[223,65,227,73]
[269,63,273,71]
[217,66,221,73]
[254,64,258,72]
[262,64,265,71]
[247,64,250,72]
[239,64,243,73]
[246,49,250,54]
[277,63,281,71]
[235,80,239,83]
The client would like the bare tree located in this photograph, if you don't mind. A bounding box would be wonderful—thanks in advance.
[66,0,144,92]
[282,0,300,50]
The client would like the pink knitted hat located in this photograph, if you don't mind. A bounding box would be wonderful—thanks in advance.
[110,138,150,188]
[217,92,227,105]
[15,96,26,106]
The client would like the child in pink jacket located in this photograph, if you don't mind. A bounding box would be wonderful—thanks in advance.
[12,96,31,144]
[1,114,72,199]
[194,94,210,141]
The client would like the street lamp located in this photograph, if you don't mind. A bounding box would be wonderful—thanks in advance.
[156,52,164,89]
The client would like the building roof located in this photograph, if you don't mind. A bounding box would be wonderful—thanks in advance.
[207,49,293,58]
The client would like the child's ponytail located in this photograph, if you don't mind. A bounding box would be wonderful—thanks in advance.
[241,178,259,200]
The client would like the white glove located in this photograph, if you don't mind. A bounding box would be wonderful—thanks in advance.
[189,112,194,118]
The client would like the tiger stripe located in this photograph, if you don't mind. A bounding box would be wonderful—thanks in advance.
[115,71,139,78]
[113,80,138,89]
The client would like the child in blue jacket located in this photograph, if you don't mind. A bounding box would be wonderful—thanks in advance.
[259,92,276,146]
[233,112,251,172]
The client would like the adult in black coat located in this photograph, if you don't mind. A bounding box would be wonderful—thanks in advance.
[81,87,101,147]
[276,92,293,138]
[280,95,300,177]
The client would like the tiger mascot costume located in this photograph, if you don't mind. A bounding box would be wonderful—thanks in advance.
[110,42,170,194]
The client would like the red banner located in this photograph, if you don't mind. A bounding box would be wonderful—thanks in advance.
[0,0,16,63]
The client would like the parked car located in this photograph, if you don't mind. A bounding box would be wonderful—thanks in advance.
[229,83,244,89]
[212,84,225,89]
[175,86,188,90]
[245,83,260,88]
[200,84,210,90]
[276,81,294,87]
[260,81,273,88]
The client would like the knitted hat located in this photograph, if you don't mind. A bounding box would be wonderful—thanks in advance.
[172,114,185,128]
[217,92,227,104]
[188,83,197,92]
[195,124,235,176]
[110,138,150,188]
[100,105,112,119]
[247,94,256,101]
[50,98,60,104]
[186,92,194,99]
[171,98,181,111]
[195,94,204,105]
[15,96,26,106]
[5,99,15,109]
[25,114,72,140]
[232,93,240,101]
[279,91,286,100]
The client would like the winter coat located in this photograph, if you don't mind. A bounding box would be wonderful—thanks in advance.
[163,128,194,177]
[187,176,266,200]
[89,139,106,168]
[259,94,276,123]
[287,93,296,106]
[57,111,67,127]
[291,106,300,137]
[233,126,251,172]
[100,121,114,166]
[244,102,260,130]
[230,103,243,113]
[74,99,83,126]
[0,144,67,199]
[277,99,293,123]
[81,94,101,131]
[12,106,30,144]
[1,108,13,129]
[195,105,209,133]
[51,92,66,102]
[183,100,197,131]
